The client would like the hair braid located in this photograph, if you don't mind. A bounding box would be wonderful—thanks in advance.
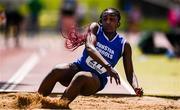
[63,26,90,51]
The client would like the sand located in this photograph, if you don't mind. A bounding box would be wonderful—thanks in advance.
[0,92,180,110]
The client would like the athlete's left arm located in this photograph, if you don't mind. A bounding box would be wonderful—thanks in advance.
[122,42,143,96]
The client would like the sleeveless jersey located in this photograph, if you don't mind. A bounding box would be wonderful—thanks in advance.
[75,26,126,76]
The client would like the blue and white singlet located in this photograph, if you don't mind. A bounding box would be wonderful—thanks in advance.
[74,25,126,90]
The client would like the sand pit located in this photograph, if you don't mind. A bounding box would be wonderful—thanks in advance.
[0,92,180,109]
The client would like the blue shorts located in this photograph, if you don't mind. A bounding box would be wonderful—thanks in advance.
[73,62,108,91]
[96,73,108,91]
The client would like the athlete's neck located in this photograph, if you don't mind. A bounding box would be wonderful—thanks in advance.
[104,31,117,41]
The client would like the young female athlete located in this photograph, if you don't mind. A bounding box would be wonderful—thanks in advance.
[38,8,143,108]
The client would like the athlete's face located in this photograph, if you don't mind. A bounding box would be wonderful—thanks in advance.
[101,10,119,33]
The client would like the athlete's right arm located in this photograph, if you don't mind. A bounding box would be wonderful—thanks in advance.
[85,22,109,66]
[85,22,120,85]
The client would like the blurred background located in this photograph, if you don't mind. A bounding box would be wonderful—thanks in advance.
[0,0,180,96]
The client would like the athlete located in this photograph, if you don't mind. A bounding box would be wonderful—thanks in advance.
[38,8,143,109]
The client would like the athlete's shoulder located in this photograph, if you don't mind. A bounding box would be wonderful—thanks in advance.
[117,32,125,38]
[117,33,126,43]
[90,22,100,29]
[89,22,100,35]
[124,41,132,53]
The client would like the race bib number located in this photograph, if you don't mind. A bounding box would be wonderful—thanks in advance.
[86,56,106,74]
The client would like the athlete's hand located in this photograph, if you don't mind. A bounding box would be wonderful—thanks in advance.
[134,88,143,97]
[106,67,121,85]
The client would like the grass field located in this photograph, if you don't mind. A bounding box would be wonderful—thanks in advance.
[116,47,180,97]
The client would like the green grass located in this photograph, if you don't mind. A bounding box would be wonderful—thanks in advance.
[116,47,180,96]
[39,10,59,28]
[140,18,169,32]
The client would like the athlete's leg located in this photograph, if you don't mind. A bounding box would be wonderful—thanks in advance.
[38,63,79,96]
[61,71,101,105]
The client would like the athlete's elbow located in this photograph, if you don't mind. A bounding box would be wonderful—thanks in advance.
[85,43,96,53]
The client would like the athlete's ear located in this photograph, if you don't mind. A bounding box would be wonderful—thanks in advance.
[98,18,102,24]
[117,22,120,28]
[98,13,103,25]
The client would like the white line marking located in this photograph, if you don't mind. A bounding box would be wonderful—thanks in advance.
[0,53,39,91]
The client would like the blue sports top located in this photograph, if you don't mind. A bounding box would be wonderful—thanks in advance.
[75,25,126,75]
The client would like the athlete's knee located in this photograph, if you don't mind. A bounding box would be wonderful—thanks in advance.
[46,68,64,82]
[50,65,73,86]
[54,63,69,70]
[50,64,68,75]
[52,63,73,74]
[50,68,60,74]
